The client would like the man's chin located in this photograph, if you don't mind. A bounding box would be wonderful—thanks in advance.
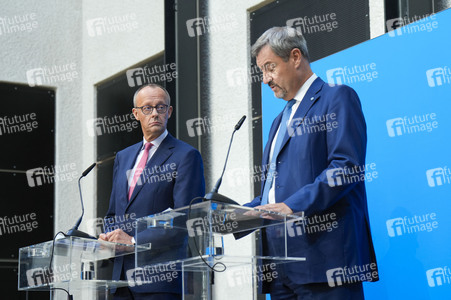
[274,92,285,99]
[145,127,165,139]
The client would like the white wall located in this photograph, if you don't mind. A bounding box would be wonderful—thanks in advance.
[0,0,85,254]
[0,1,164,298]
[0,0,164,233]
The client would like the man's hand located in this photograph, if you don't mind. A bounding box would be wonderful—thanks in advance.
[255,203,293,215]
[98,229,133,245]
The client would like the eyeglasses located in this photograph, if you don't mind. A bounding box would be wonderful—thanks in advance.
[135,104,169,115]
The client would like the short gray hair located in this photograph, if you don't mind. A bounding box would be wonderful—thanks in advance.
[251,26,310,62]
[132,83,171,107]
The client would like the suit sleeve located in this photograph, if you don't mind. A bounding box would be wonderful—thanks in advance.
[134,148,205,248]
[172,148,206,208]
[283,86,367,215]
[104,153,120,231]
[244,195,262,208]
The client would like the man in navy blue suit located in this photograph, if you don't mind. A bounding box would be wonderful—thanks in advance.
[245,27,378,299]
[99,84,205,300]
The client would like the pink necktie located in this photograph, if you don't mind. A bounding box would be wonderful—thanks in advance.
[128,142,152,200]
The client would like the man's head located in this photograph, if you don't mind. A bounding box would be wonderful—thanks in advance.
[132,84,173,142]
[252,26,312,100]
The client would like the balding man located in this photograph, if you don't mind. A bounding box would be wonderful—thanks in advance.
[99,84,205,300]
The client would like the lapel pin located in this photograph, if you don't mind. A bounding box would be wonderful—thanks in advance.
[310,97,314,101]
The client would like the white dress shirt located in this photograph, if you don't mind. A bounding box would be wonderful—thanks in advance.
[267,74,318,204]
[127,129,168,186]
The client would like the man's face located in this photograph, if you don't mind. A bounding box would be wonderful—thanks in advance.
[256,45,300,100]
[132,87,173,142]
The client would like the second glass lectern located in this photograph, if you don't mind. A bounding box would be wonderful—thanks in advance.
[133,200,306,299]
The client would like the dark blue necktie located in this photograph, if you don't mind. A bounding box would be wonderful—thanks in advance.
[261,99,296,205]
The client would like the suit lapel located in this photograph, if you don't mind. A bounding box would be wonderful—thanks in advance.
[262,114,283,167]
[278,77,324,154]
[261,79,324,189]
[126,134,175,208]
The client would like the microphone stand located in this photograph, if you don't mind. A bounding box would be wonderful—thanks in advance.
[204,116,246,205]
[66,163,97,239]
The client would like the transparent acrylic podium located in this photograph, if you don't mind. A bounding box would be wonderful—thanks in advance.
[133,200,305,299]
[18,236,151,298]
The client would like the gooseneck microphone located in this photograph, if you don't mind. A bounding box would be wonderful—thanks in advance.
[204,115,246,205]
[66,163,97,239]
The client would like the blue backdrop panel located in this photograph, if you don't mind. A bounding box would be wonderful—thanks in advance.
[261,8,451,300]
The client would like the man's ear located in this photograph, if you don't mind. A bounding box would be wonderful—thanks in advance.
[167,106,173,118]
[291,48,302,68]
[132,108,140,121]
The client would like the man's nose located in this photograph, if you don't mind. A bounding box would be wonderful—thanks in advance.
[150,107,159,117]
[262,72,272,84]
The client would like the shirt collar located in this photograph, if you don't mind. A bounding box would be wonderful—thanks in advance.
[293,73,318,102]
[142,129,168,149]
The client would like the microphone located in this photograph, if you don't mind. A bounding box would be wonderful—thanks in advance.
[204,116,246,205]
[235,115,246,131]
[66,163,97,239]
[82,163,96,177]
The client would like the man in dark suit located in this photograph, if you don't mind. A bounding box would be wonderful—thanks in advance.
[245,27,378,299]
[99,83,205,300]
